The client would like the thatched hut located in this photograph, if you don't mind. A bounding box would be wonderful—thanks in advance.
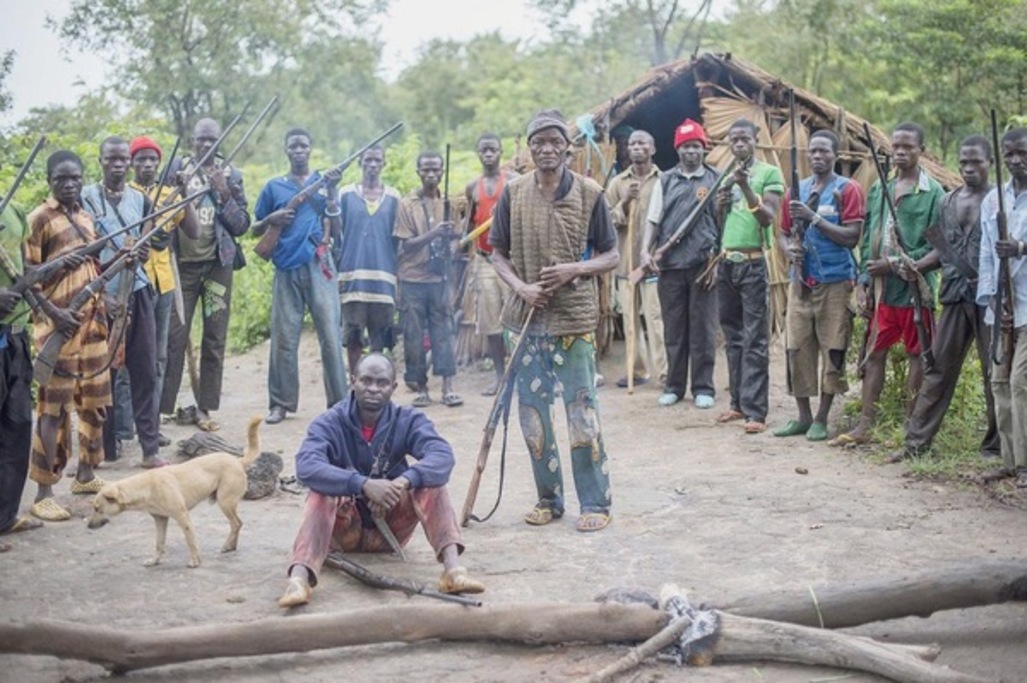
[546,52,960,343]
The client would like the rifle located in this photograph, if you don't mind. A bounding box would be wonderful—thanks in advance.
[441,143,453,283]
[788,90,820,294]
[0,135,47,312]
[0,136,47,220]
[629,156,738,285]
[861,122,935,372]
[324,552,482,607]
[461,308,535,526]
[222,97,279,167]
[254,121,403,260]
[990,109,1016,367]
[23,191,204,294]
[33,203,191,385]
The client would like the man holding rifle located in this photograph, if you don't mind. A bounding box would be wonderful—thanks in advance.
[774,130,864,442]
[606,129,666,389]
[463,133,518,396]
[25,151,111,521]
[977,127,1027,486]
[489,109,619,532]
[254,128,347,425]
[715,119,785,435]
[129,135,200,446]
[892,135,1000,462]
[161,118,250,433]
[831,123,942,448]
[0,200,42,542]
[394,151,461,408]
[81,136,165,469]
[639,119,720,409]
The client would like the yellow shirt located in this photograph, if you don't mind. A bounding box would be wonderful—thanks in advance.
[129,181,184,294]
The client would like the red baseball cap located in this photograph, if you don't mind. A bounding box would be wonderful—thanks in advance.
[673,119,708,149]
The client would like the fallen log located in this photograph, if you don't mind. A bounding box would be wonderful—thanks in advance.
[1,560,1021,680]
[0,603,991,682]
[720,559,1027,629]
[0,603,664,674]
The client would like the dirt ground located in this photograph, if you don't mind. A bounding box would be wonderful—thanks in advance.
[2,330,1026,683]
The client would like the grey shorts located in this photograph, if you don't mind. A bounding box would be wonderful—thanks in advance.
[342,301,395,348]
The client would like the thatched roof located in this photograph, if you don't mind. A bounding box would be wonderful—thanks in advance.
[566,52,960,191]
[543,52,961,342]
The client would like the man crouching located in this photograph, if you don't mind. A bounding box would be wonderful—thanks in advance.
[278,353,484,608]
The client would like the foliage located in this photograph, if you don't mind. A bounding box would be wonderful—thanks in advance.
[52,0,389,143]
[0,50,13,115]
[531,0,715,65]
[842,315,993,480]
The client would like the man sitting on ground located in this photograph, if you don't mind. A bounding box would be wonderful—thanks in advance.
[278,353,484,607]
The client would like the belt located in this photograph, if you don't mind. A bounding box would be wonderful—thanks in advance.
[476,248,492,258]
[0,323,26,335]
[722,249,764,264]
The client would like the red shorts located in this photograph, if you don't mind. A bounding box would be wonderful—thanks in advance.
[872,303,934,356]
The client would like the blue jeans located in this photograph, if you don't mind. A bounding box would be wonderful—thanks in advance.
[269,256,348,412]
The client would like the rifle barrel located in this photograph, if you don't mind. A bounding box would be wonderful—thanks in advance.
[0,136,47,218]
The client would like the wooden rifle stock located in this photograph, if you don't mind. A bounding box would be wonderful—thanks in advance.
[628,156,738,285]
[862,122,935,371]
[461,308,536,526]
[254,121,403,260]
[990,109,1016,367]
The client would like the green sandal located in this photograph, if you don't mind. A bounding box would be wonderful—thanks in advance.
[805,422,829,441]
[772,420,811,437]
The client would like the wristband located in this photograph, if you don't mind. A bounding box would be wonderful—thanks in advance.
[747,200,763,214]
[324,207,341,218]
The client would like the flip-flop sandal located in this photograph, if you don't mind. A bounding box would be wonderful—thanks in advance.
[805,422,829,442]
[442,392,464,408]
[412,392,432,408]
[31,498,71,522]
[827,432,870,448]
[0,516,43,535]
[196,417,221,432]
[743,420,767,434]
[524,505,560,526]
[576,512,611,532]
[772,420,811,437]
[716,409,744,424]
[70,477,107,495]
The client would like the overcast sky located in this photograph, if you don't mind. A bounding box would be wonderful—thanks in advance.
[1,0,590,127]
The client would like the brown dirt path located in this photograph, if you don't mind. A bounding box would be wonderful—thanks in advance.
[3,331,1025,682]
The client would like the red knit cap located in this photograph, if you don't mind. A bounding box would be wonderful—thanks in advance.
[129,136,162,160]
[673,119,708,149]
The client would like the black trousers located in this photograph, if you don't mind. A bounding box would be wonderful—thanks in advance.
[658,265,718,399]
[0,331,33,532]
[905,301,1000,455]
[161,259,233,414]
[399,280,455,387]
[104,287,160,460]
[717,258,770,422]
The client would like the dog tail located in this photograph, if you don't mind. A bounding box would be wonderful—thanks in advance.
[240,415,264,468]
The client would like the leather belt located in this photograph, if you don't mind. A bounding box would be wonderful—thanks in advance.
[722,249,764,264]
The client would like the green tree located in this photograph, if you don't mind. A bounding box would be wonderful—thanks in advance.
[0,50,13,115]
[52,0,389,140]
[531,0,714,65]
